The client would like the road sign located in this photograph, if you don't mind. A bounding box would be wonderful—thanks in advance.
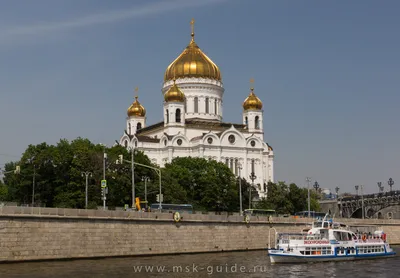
[101,179,107,188]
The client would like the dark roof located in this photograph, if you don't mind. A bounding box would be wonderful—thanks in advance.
[136,121,164,135]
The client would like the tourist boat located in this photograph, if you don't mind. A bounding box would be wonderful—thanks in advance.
[267,215,396,263]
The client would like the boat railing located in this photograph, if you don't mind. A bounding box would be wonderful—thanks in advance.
[278,233,324,241]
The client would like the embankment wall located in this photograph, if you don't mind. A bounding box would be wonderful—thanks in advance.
[0,206,399,262]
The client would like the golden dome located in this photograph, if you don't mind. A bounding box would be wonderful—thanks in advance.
[164,19,221,82]
[243,88,263,110]
[127,96,146,117]
[164,79,185,102]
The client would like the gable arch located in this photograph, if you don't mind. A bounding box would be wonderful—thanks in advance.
[220,127,246,148]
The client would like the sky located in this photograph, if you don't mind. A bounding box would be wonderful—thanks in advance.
[0,0,399,194]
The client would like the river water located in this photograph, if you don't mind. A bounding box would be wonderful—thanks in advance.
[1,247,399,277]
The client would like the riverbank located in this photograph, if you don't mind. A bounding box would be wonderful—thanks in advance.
[1,206,399,262]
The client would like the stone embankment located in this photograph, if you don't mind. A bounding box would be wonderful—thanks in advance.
[0,206,399,262]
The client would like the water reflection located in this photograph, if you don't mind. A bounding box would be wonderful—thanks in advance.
[0,247,398,278]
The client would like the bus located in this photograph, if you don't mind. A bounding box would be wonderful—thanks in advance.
[150,203,193,214]
[294,211,326,219]
[243,209,277,217]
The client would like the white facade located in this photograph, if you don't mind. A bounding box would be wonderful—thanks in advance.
[119,30,274,198]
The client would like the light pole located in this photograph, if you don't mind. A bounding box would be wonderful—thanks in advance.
[249,172,257,209]
[355,185,359,195]
[388,178,394,192]
[377,182,382,193]
[238,163,243,216]
[335,186,340,217]
[100,144,107,210]
[360,185,364,219]
[82,171,92,209]
[141,176,150,210]
[306,177,311,218]
[131,147,136,210]
[32,164,36,206]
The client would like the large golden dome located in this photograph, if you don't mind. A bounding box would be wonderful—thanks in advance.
[164,19,221,82]
[164,79,185,102]
[127,96,146,117]
[243,88,263,110]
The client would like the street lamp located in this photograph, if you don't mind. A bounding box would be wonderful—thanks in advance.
[141,176,150,210]
[249,172,257,209]
[355,185,359,195]
[388,178,394,192]
[130,147,136,210]
[100,143,107,210]
[313,181,319,193]
[335,187,341,217]
[81,171,92,209]
[377,182,382,193]
[306,177,312,218]
[238,163,243,216]
[26,157,36,207]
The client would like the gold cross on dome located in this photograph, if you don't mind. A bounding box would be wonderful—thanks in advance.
[190,18,195,39]
[134,87,139,99]
[250,78,254,90]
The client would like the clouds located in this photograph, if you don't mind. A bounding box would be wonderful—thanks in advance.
[0,0,227,41]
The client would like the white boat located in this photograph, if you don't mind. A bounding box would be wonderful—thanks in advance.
[267,215,396,264]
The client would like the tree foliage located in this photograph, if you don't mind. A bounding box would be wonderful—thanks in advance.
[255,182,320,214]
[1,137,321,213]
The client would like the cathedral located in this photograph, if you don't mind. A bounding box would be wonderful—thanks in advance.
[119,20,274,198]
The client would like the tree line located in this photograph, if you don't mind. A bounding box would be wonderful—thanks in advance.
[0,137,319,213]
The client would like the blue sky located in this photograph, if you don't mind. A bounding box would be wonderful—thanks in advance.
[0,0,399,194]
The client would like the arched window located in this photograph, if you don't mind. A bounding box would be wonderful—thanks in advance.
[230,159,233,171]
[124,140,128,148]
[137,122,142,130]
[128,123,131,134]
[184,98,187,112]
[251,159,255,174]
[214,99,218,115]
[234,159,238,176]
[205,97,209,113]
[245,117,248,126]
[255,116,260,129]
[166,109,169,123]
[194,97,199,113]
[176,109,181,123]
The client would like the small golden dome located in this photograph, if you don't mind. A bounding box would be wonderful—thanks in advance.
[164,80,185,102]
[127,96,146,117]
[243,88,263,110]
[164,19,221,82]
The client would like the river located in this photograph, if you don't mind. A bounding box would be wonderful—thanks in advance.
[0,247,399,277]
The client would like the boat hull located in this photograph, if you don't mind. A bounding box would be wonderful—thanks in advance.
[268,250,396,264]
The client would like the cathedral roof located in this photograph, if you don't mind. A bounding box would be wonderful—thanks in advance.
[243,87,263,111]
[164,79,185,102]
[127,95,146,117]
[164,19,221,82]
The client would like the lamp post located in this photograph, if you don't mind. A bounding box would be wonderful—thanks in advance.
[100,144,107,210]
[313,181,319,194]
[141,176,150,210]
[377,182,382,193]
[131,147,136,210]
[249,172,257,209]
[335,186,340,217]
[238,163,243,216]
[306,177,312,218]
[388,178,394,192]
[82,171,92,209]
[360,185,364,219]
[355,185,359,195]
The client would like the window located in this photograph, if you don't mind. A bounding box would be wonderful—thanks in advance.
[250,140,256,147]
[128,123,131,134]
[164,140,167,146]
[177,139,182,146]
[207,137,213,144]
[214,99,218,115]
[245,117,248,126]
[184,98,187,112]
[135,141,138,147]
[176,109,181,123]
[225,158,229,166]
[255,116,260,129]
[251,159,255,174]
[228,135,235,144]
[166,109,169,123]
[194,97,198,113]
[205,97,209,113]
[137,123,142,130]
[124,141,128,148]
